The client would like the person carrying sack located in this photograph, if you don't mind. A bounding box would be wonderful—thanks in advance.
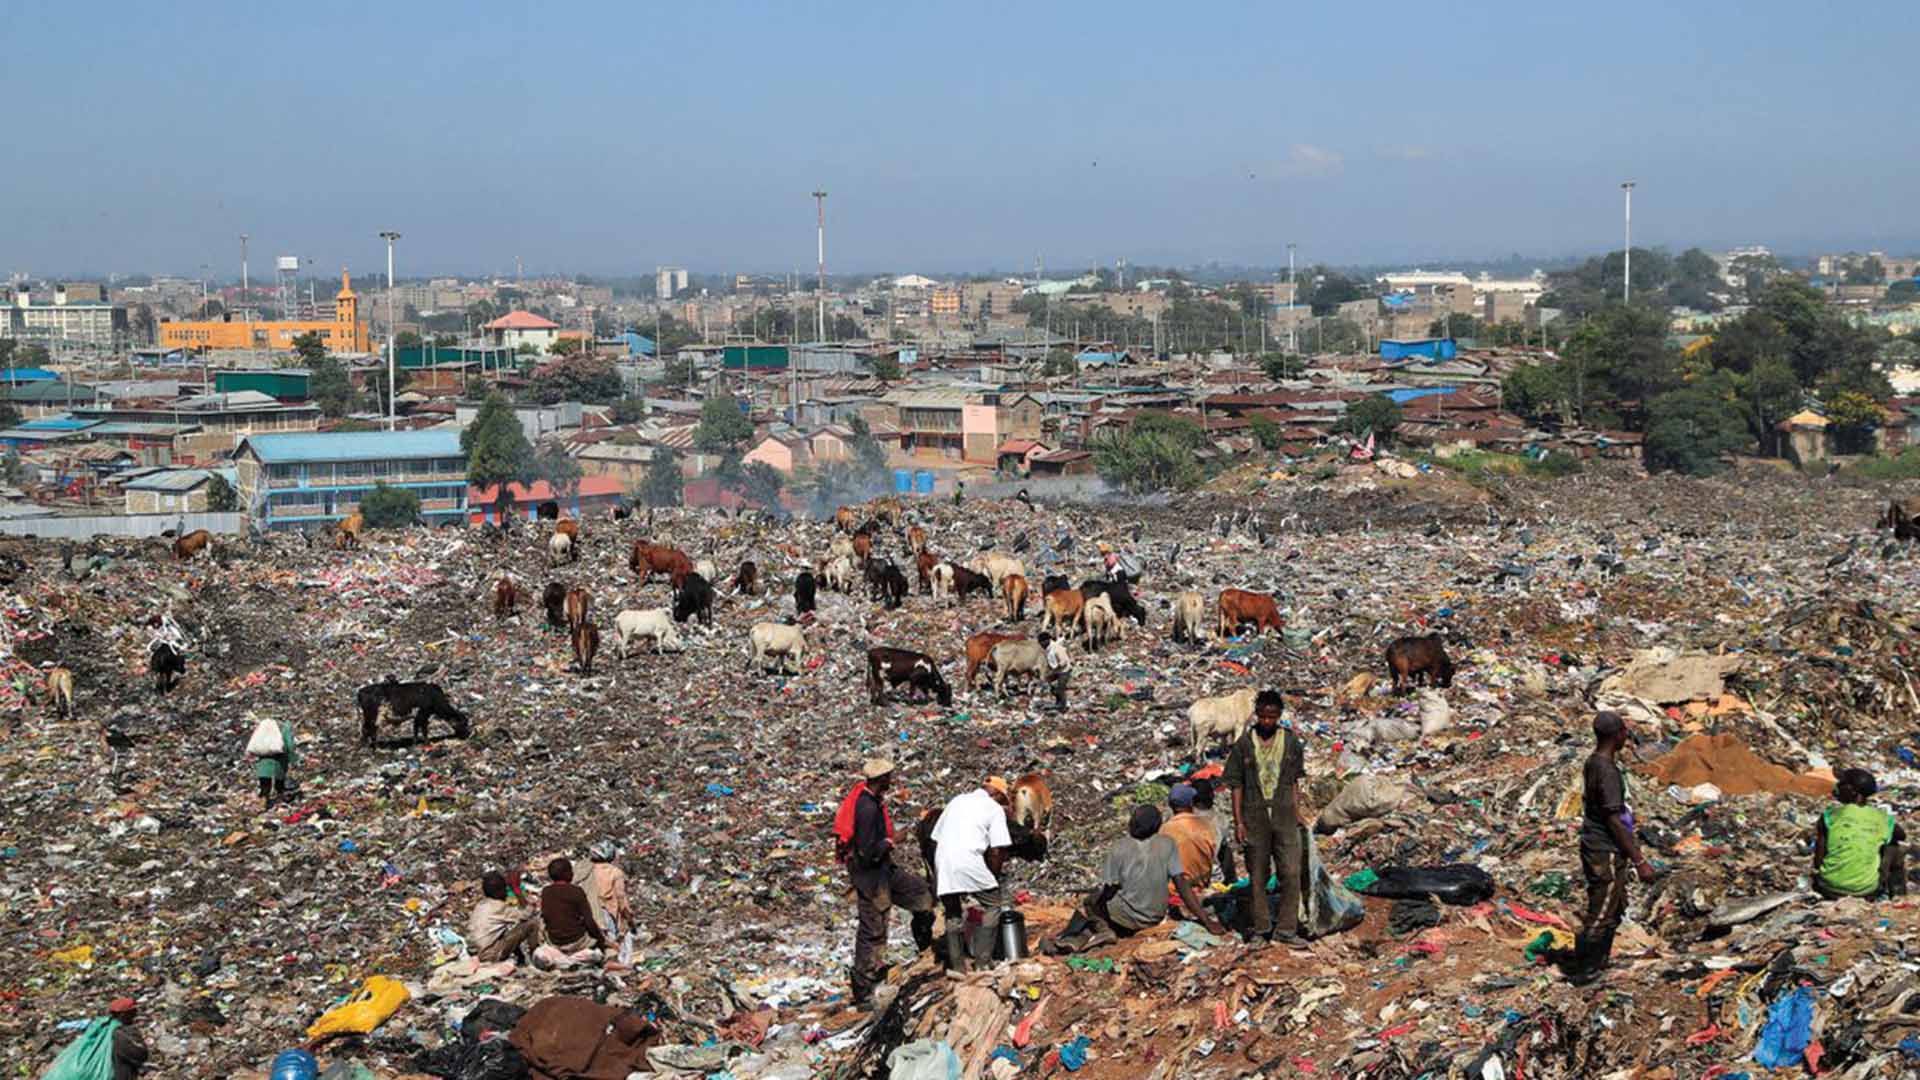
[246,713,295,808]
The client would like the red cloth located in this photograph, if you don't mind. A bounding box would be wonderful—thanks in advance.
[833,782,892,846]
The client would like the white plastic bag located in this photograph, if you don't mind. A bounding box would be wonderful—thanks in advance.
[1417,690,1452,736]
[245,717,284,757]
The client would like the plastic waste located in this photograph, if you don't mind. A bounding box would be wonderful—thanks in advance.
[885,1039,962,1080]
[304,975,410,1040]
[1358,865,1496,906]
[1751,987,1816,1069]
[270,1049,319,1080]
[41,1017,118,1080]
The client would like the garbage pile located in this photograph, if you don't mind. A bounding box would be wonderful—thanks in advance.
[0,461,1916,1078]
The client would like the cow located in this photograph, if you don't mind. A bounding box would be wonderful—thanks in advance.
[915,550,939,594]
[794,570,817,615]
[358,676,471,745]
[542,582,569,628]
[693,558,718,583]
[872,561,908,610]
[548,532,575,565]
[1217,588,1283,639]
[930,563,954,601]
[916,784,1051,892]
[555,518,581,542]
[748,622,810,674]
[1170,590,1207,644]
[564,586,590,632]
[852,532,873,564]
[172,529,214,561]
[1041,574,1071,596]
[1010,773,1054,838]
[947,563,993,603]
[1884,498,1920,541]
[492,576,521,619]
[835,506,859,533]
[1080,577,1147,626]
[630,541,695,587]
[335,514,365,550]
[1004,574,1030,621]
[1082,592,1122,650]
[537,500,561,520]
[731,561,759,596]
[1041,588,1085,637]
[829,536,856,563]
[672,573,715,626]
[150,642,186,693]
[822,556,857,593]
[973,553,1025,596]
[867,497,903,527]
[572,622,601,674]
[989,634,1070,697]
[964,631,1024,691]
[907,525,928,555]
[1385,634,1455,692]
[46,665,74,718]
[866,647,952,707]
[1189,687,1259,760]
[615,608,682,656]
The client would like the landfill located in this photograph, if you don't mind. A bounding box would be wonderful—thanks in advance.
[1,459,1917,1078]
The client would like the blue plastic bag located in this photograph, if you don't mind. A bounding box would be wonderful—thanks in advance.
[43,1018,118,1080]
[1751,987,1815,1069]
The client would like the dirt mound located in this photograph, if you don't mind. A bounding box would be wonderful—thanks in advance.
[1648,732,1833,797]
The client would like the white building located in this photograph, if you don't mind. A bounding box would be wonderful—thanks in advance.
[655,266,689,299]
[2,285,127,348]
[481,310,560,351]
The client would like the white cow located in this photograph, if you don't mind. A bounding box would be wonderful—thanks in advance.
[1171,591,1207,644]
[615,608,682,656]
[693,558,718,583]
[973,553,1026,596]
[989,636,1072,697]
[1083,592,1122,649]
[548,532,574,565]
[931,562,955,601]
[1188,687,1259,760]
[748,621,810,674]
[824,556,857,592]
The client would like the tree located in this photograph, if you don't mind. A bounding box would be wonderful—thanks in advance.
[290,331,328,368]
[869,352,902,380]
[368,365,411,416]
[1261,352,1307,380]
[611,397,646,423]
[1042,350,1076,377]
[2,449,24,487]
[395,330,423,350]
[529,355,622,405]
[1843,257,1886,286]
[535,444,584,511]
[1562,304,1677,417]
[1335,396,1403,444]
[461,392,536,524]
[1825,390,1884,454]
[642,447,683,507]
[0,402,21,428]
[1427,314,1484,340]
[1643,383,1749,475]
[1501,362,1571,426]
[1130,410,1208,448]
[847,416,891,484]
[549,336,584,357]
[359,482,422,528]
[309,354,357,418]
[515,343,539,357]
[1737,357,1802,452]
[694,395,754,454]
[14,344,48,368]
[1094,430,1205,494]
[1248,414,1282,450]
[205,472,239,512]
[1887,280,1919,304]
[730,460,785,510]
[661,355,697,386]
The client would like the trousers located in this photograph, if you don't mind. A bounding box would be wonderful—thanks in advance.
[1246,815,1303,935]
[1577,848,1631,970]
[475,914,544,964]
[851,861,934,997]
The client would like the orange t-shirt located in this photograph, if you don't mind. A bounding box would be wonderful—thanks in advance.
[1159,813,1218,899]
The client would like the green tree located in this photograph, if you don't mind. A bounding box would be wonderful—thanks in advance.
[1427,314,1484,340]
[0,402,21,428]
[1129,410,1208,448]
[1502,362,1571,426]
[515,343,539,357]
[359,482,422,528]
[661,355,697,386]
[1335,396,1403,444]
[695,395,754,453]
[642,447,683,507]
[394,330,423,350]
[309,354,357,418]
[847,415,891,484]
[1825,390,1884,454]
[1042,350,1076,377]
[1562,304,1677,417]
[1248,414,1282,450]
[1669,248,1725,311]
[1887,280,1919,304]
[1737,357,1803,452]
[1643,382,1749,475]
[611,397,646,423]
[530,355,622,405]
[14,345,49,368]
[461,392,535,524]
[0,339,14,369]
[870,352,902,380]
[368,365,411,416]
[535,443,584,511]
[1843,258,1886,286]
[290,331,328,367]
[1094,430,1205,493]
[1260,352,1306,380]
[549,336,584,357]
[2,448,24,487]
[205,472,239,512]
[729,460,785,509]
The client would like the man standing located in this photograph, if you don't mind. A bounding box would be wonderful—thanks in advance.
[1049,805,1225,953]
[583,842,634,938]
[539,858,609,960]
[1223,689,1309,946]
[251,716,295,809]
[930,776,1014,970]
[469,871,543,963]
[109,997,148,1080]
[1566,711,1654,985]
[1813,768,1907,900]
[835,758,935,1008]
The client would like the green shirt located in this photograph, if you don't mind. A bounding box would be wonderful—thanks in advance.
[1818,803,1895,897]
[1252,730,1287,801]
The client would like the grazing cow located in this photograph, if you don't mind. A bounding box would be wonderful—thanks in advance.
[1217,588,1283,638]
[537,500,560,520]
[46,666,74,718]
[852,532,873,564]
[172,529,214,561]
[336,514,365,550]
[1082,592,1122,649]
[930,563,954,601]
[672,573,715,626]
[1189,687,1259,760]
[1010,773,1055,837]
[873,561,908,610]
[973,553,1025,596]
[907,525,928,555]
[835,506,859,533]
[1004,573,1030,621]
[1170,590,1207,644]
[1080,577,1147,626]
[1041,588,1085,637]
[947,564,993,603]
[571,622,601,674]
[615,608,682,656]
[829,536,856,563]
[1385,634,1455,692]
[631,541,695,587]
[964,631,1024,691]
[867,497,903,527]
[731,560,759,596]
[989,634,1070,697]
[748,621,810,674]
[542,582,568,628]
[564,586,590,631]
[555,518,581,541]
[492,576,520,619]
[1884,498,1920,540]
[548,532,575,565]
[1041,574,1071,595]
[358,676,471,745]
[915,550,939,594]
[794,570,817,615]
[866,647,952,707]
[150,642,186,693]
[822,556,857,593]
[693,558,718,583]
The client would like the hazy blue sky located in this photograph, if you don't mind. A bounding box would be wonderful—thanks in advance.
[6,0,1917,278]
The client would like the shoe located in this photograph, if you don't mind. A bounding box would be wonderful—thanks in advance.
[1272,931,1310,949]
[1084,926,1117,949]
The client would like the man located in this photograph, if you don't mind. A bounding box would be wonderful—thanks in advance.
[835,758,936,1008]
[1223,689,1309,947]
[108,997,148,1080]
[1159,783,1232,911]
[1813,768,1907,900]
[1189,779,1238,885]
[470,871,543,964]
[539,858,609,960]
[1051,806,1226,953]
[583,842,633,938]
[1565,711,1655,986]
[929,776,1015,970]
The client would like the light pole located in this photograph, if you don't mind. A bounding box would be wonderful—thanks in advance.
[240,234,249,295]
[379,230,401,429]
[1620,182,1635,304]
[1286,242,1297,354]
[811,190,828,343]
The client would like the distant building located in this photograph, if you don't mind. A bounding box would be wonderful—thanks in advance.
[232,429,469,532]
[157,270,369,353]
[2,284,128,348]
[467,476,625,522]
[482,310,560,351]
[655,267,689,299]
[122,466,236,514]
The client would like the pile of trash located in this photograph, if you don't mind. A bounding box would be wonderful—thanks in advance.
[0,460,1915,1078]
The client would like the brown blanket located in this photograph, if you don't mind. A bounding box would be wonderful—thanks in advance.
[508,996,659,1080]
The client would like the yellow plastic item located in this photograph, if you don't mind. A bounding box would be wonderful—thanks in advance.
[50,945,95,966]
[305,975,411,1040]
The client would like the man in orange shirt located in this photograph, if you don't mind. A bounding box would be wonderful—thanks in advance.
[1159,783,1228,916]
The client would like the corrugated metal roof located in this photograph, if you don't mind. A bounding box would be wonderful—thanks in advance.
[123,467,235,492]
[240,429,464,464]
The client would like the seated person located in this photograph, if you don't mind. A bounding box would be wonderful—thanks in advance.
[469,871,543,963]
[539,858,609,960]
[1814,768,1907,900]
[1159,783,1233,915]
[1047,806,1225,953]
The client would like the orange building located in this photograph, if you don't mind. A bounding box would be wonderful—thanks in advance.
[158,270,370,353]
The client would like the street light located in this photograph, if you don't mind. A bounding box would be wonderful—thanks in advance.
[1620,182,1635,304]
[379,231,402,428]
[1286,242,1297,355]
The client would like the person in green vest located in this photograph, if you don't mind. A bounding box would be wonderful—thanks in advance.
[253,718,296,808]
[1813,769,1906,900]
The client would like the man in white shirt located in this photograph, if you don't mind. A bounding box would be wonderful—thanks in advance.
[929,777,1015,970]
[469,871,542,963]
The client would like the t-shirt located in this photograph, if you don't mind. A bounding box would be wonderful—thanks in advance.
[1818,803,1896,897]
[1159,813,1220,895]
[931,789,1012,897]
[1580,753,1631,855]
[1101,834,1185,931]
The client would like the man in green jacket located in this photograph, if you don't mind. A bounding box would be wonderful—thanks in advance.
[1223,689,1309,947]
[1814,768,1907,900]
[254,718,295,808]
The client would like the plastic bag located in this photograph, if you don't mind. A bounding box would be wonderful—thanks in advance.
[1359,865,1496,906]
[1417,690,1451,735]
[1752,986,1816,1068]
[42,1017,117,1080]
[459,999,526,1044]
[887,1039,962,1080]
[1303,828,1366,938]
[305,975,411,1040]
[457,1039,528,1080]
[246,717,285,757]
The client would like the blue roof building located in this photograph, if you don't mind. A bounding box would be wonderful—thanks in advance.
[1379,338,1459,362]
[233,429,469,531]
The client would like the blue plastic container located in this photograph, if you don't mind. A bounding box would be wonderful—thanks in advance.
[270,1049,318,1080]
[892,469,912,494]
[914,470,935,495]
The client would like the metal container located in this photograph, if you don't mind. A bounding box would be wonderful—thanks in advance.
[995,910,1029,961]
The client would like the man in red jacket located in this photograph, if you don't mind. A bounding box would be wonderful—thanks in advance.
[837,758,934,1009]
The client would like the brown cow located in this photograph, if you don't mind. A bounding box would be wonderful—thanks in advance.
[1883,497,1920,540]
[1010,773,1054,836]
[1041,588,1085,636]
[542,582,568,628]
[1385,634,1454,692]
[555,518,581,541]
[867,496,903,527]
[336,514,365,550]
[171,529,214,561]
[915,550,939,594]
[835,506,859,533]
[1004,573,1029,621]
[46,665,74,718]
[963,630,1024,691]
[630,541,694,587]
[731,560,759,596]
[564,586,590,632]
[492,576,520,618]
[852,532,873,564]
[572,622,601,675]
[907,525,927,555]
[1217,588,1283,638]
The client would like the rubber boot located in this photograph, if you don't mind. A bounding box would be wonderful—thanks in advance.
[910,911,936,953]
[970,918,999,968]
[943,927,971,972]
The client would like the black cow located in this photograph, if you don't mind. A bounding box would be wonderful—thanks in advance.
[794,570,817,615]
[1041,574,1071,596]
[949,564,994,601]
[875,562,908,610]
[673,572,715,626]
[357,676,472,745]
[542,582,568,629]
[537,500,560,520]
[866,646,952,707]
[1080,578,1148,626]
[150,642,186,693]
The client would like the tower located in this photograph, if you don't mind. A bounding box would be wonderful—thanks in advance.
[335,269,360,349]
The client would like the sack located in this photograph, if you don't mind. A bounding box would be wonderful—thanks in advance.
[456,1039,529,1080]
[246,718,285,757]
[41,1018,117,1080]
[1302,828,1366,938]
[1416,690,1452,736]
[1359,865,1496,906]
[1317,775,1412,831]
[305,975,411,1040]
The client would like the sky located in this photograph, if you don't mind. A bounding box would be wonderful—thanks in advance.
[7,0,1920,279]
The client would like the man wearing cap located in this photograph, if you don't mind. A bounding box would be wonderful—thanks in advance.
[1813,768,1907,900]
[1223,689,1310,946]
[1160,783,1230,906]
[1049,805,1226,953]
[1565,711,1655,985]
[835,758,934,1008]
[108,998,149,1080]
[583,842,633,938]
[929,776,1016,970]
